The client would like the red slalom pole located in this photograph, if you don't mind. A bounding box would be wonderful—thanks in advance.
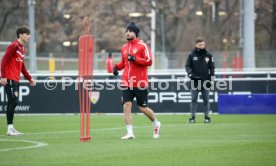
[86,76,90,139]
[78,17,94,142]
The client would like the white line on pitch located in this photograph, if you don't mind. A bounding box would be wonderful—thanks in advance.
[0,124,187,137]
[0,139,48,152]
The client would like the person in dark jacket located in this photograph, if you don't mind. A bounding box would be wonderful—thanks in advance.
[185,37,215,123]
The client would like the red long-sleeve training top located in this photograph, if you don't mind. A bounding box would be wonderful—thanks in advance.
[115,38,152,88]
[1,40,32,82]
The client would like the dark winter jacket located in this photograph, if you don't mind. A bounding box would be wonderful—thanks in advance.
[185,48,215,82]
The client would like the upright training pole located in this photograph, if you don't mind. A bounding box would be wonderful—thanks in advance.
[78,17,94,142]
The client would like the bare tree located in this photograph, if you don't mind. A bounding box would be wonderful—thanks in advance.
[256,0,276,49]
[0,0,21,34]
[0,0,275,61]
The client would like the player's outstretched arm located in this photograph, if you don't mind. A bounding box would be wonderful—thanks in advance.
[29,79,36,86]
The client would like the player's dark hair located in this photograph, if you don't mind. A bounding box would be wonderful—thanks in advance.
[16,26,30,38]
[195,37,204,43]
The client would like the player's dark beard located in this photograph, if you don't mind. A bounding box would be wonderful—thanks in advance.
[127,36,135,41]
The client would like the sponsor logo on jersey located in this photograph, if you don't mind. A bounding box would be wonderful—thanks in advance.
[123,50,127,55]
[16,58,24,62]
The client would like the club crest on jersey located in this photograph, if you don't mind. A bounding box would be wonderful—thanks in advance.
[205,57,209,63]
[89,91,100,104]
[132,48,137,54]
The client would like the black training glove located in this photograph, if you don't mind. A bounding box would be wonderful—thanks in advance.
[192,75,201,79]
[188,73,201,79]
[128,54,136,62]
[113,66,119,76]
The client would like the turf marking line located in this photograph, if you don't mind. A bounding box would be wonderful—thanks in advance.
[0,139,48,152]
[0,124,202,137]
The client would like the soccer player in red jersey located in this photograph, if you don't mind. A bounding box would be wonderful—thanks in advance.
[113,22,161,139]
[1,26,36,136]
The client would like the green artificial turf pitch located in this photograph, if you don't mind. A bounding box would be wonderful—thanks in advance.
[0,114,275,166]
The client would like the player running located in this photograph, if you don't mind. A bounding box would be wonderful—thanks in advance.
[113,22,161,139]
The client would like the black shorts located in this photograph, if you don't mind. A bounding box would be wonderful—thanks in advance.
[122,87,148,107]
[5,80,19,101]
